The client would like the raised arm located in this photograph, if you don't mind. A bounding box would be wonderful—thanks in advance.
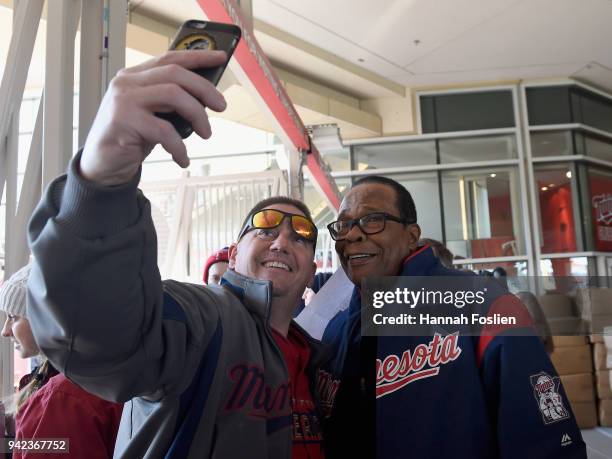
[27,50,227,402]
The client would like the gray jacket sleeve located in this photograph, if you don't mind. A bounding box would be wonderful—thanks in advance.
[27,152,218,403]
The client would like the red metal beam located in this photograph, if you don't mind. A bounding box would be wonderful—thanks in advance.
[196,0,341,210]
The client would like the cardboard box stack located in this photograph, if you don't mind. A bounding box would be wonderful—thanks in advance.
[575,288,612,427]
[538,294,583,335]
[592,330,612,427]
[576,288,612,334]
[549,335,597,428]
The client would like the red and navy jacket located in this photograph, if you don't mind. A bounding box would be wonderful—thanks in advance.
[317,246,586,459]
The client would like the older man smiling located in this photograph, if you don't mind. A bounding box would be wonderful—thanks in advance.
[316,175,586,459]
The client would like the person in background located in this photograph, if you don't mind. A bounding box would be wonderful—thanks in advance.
[202,247,229,285]
[419,238,454,268]
[492,266,553,353]
[0,264,123,459]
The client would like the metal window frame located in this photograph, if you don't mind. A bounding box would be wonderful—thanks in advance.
[340,85,533,273]
[330,159,520,178]
[523,79,612,105]
[344,127,517,146]
[521,81,612,276]
[415,85,518,135]
[451,255,528,265]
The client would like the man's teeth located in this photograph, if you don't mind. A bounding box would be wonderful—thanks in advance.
[349,254,373,260]
[265,261,290,271]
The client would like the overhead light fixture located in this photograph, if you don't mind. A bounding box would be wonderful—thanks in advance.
[490,173,496,178]
[309,124,345,155]
[541,186,548,191]
[566,171,572,178]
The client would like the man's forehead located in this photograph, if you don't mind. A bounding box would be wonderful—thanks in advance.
[260,203,306,217]
[338,183,397,217]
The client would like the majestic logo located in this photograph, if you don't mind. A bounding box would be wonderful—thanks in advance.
[593,193,612,225]
[316,370,341,418]
[530,372,570,424]
[225,364,291,423]
[561,433,572,447]
[375,333,462,399]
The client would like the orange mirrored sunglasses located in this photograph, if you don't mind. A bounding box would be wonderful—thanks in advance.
[238,209,318,243]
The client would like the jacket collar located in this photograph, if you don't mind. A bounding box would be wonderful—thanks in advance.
[220,269,272,320]
[400,244,439,276]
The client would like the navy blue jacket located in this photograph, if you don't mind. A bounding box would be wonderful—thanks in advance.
[318,246,586,459]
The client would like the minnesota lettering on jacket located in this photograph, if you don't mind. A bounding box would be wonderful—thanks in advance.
[376,333,461,398]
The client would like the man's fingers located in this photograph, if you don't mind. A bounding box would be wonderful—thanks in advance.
[127,64,226,112]
[138,113,190,168]
[134,84,213,140]
[121,50,227,76]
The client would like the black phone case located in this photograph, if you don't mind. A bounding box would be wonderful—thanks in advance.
[157,20,241,138]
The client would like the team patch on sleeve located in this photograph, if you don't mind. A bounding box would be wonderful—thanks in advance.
[530,372,570,424]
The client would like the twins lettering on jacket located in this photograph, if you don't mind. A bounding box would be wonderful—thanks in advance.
[376,333,462,398]
[225,364,291,417]
[316,369,341,418]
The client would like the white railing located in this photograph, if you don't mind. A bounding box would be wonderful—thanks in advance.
[316,230,339,273]
[140,170,288,282]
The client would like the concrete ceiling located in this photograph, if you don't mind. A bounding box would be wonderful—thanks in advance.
[133,0,612,93]
[4,0,609,141]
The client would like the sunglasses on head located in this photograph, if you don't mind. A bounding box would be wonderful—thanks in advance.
[237,209,318,243]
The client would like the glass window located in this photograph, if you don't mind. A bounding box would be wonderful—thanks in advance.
[526,85,612,134]
[386,172,443,242]
[526,86,573,126]
[530,131,574,157]
[323,147,351,172]
[575,89,612,134]
[539,257,596,293]
[420,91,515,133]
[534,165,579,254]
[352,141,436,170]
[439,134,517,163]
[442,168,522,259]
[582,134,612,162]
[587,167,612,252]
[453,260,528,278]
[304,177,350,272]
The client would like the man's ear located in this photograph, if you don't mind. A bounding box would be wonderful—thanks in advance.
[406,224,422,251]
[228,243,238,269]
[307,262,317,289]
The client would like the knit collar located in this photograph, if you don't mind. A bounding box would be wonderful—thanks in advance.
[400,245,439,276]
[220,269,272,320]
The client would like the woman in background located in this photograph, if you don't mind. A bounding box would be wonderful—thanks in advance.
[1,264,123,458]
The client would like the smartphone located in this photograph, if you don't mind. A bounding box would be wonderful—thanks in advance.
[158,20,242,138]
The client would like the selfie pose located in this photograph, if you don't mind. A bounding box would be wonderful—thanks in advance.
[26,45,325,458]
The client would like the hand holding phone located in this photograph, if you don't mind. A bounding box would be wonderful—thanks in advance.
[80,21,240,186]
[158,20,242,138]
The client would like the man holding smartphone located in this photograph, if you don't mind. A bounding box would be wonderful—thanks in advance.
[26,49,325,459]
